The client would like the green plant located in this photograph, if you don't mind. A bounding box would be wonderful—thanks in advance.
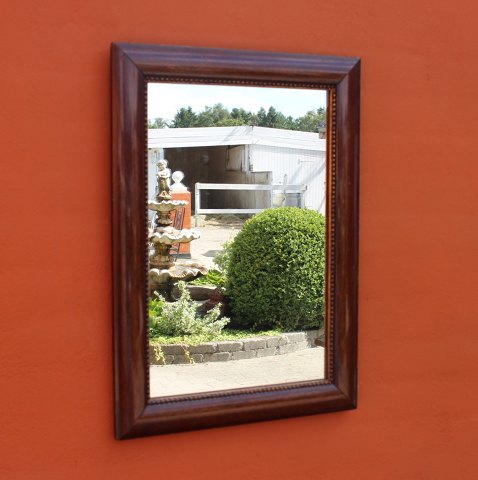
[150,343,194,364]
[212,240,233,274]
[151,343,165,364]
[190,268,226,288]
[226,207,326,330]
[149,281,229,338]
[149,293,166,338]
[190,240,233,289]
[149,328,283,346]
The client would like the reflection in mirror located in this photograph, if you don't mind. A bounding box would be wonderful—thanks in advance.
[147,83,328,397]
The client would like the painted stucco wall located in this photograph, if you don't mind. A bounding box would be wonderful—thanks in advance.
[2,1,478,478]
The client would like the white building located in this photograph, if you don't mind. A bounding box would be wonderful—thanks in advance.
[148,126,326,214]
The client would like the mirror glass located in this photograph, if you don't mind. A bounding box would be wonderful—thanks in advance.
[147,82,328,398]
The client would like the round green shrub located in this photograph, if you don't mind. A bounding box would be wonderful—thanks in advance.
[226,207,326,331]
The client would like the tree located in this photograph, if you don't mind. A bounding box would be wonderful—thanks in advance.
[294,108,326,133]
[169,107,198,128]
[160,104,327,132]
[230,107,252,124]
[196,104,231,127]
[148,117,168,129]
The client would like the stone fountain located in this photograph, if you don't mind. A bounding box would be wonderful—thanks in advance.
[148,159,208,299]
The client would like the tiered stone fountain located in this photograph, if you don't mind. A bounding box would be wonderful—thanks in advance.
[148,159,208,299]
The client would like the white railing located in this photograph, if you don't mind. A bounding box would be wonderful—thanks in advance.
[194,182,307,226]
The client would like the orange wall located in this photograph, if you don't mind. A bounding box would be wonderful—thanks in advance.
[1,1,478,479]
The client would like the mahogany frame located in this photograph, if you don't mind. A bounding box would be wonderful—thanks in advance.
[112,43,360,439]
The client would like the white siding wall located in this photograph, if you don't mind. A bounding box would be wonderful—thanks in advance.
[250,144,326,213]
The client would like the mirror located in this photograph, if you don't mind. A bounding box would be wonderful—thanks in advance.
[112,43,359,438]
[147,83,328,397]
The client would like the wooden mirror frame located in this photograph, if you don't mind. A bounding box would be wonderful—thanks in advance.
[112,42,359,439]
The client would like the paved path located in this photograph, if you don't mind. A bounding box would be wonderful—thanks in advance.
[189,220,242,268]
[150,347,324,397]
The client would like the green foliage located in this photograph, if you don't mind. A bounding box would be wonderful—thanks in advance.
[212,239,233,275]
[150,104,326,133]
[196,104,234,127]
[226,207,326,330]
[294,108,326,132]
[190,268,226,288]
[149,282,229,338]
[148,117,168,128]
[150,328,282,346]
[254,106,295,130]
[169,106,198,128]
[148,293,166,338]
[190,240,233,288]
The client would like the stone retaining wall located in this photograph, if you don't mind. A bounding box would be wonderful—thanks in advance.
[150,328,324,365]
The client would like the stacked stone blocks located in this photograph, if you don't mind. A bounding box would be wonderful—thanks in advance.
[150,329,323,365]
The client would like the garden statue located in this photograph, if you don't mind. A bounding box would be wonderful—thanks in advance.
[156,159,171,200]
[148,159,207,299]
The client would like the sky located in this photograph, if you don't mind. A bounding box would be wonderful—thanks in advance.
[148,83,327,122]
